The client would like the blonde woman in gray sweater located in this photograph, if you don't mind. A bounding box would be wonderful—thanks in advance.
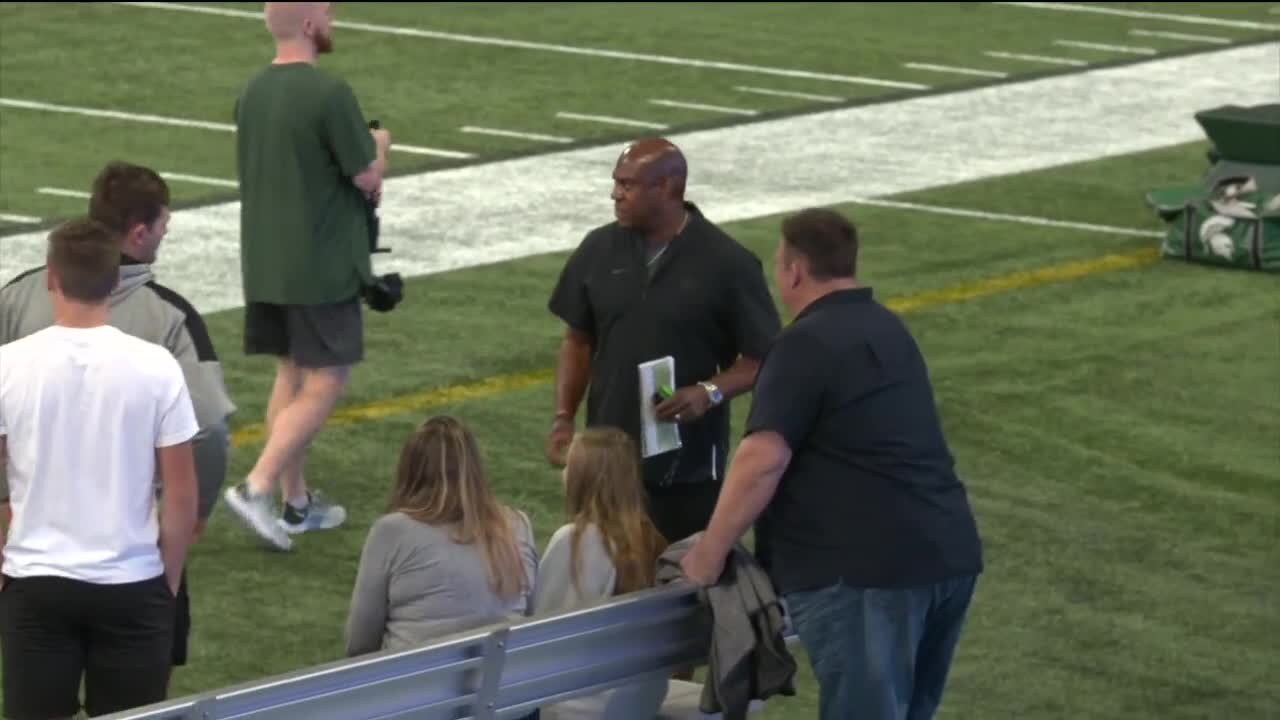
[533,427,671,720]
[345,416,537,657]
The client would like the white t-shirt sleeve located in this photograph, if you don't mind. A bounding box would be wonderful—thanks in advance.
[155,354,199,449]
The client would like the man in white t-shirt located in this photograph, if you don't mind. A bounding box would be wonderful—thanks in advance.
[0,217,199,719]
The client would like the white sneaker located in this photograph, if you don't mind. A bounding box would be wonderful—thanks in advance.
[224,483,292,551]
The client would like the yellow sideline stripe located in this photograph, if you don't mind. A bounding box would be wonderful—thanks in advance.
[230,246,1158,448]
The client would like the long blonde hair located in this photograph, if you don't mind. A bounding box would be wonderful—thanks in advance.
[388,416,527,601]
[563,427,668,595]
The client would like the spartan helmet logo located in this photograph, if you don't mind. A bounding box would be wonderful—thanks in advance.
[1199,214,1237,261]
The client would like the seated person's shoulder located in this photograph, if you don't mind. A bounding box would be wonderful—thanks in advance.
[505,506,537,542]
[545,522,576,549]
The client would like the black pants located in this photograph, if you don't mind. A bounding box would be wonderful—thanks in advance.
[0,574,174,719]
[646,481,722,544]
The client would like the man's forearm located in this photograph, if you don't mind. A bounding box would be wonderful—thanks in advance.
[158,444,199,591]
[708,355,761,401]
[700,432,789,557]
[554,333,592,419]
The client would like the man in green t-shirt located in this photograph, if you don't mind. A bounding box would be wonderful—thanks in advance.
[225,1,391,551]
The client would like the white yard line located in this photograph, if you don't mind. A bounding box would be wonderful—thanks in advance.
[1053,40,1158,56]
[649,99,759,116]
[983,51,1088,67]
[460,126,575,144]
[0,97,473,160]
[0,213,41,225]
[845,197,1162,238]
[3,44,1275,315]
[1129,29,1232,45]
[112,1,929,90]
[733,86,845,103]
[555,112,669,130]
[995,2,1280,31]
[163,172,237,189]
[902,63,1009,79]
[1,98,235,131]
[36,187,91,199]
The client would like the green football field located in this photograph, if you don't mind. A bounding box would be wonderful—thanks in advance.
[2,2,1279,718]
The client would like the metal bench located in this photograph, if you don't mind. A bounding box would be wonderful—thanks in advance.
[98,582,793,720]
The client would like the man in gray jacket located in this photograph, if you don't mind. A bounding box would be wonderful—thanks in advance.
[0,160,236,673]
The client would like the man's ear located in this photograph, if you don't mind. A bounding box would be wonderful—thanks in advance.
[125,223,145,248]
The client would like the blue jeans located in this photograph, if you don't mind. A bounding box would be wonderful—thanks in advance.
[784,575,978,720]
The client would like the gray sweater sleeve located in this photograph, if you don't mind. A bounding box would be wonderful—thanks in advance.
[534,523,617,615]
[345,516,397,657]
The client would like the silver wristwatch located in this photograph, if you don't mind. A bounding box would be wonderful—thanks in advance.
[699,381,724,407]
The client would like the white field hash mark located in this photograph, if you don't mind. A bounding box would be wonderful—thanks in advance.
[163,172,238,188]
[983,51,1088,67]
[733,86,845,103]
[1053,40,1158,56]
[903,63,1009,79]
[36,188,91,199]
[555,113,669,130]
[460,126,575,144]
[1129,29,1232,45]
[648,99,758,116]
[0,213,41,225]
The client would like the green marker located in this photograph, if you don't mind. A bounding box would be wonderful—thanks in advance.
[652,384,675,405]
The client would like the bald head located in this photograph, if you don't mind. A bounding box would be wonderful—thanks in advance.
[611,138,691,231]
[264,2,333,53]
[617,138,688,190]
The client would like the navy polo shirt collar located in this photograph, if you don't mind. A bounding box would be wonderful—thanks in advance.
[794,286,873,322]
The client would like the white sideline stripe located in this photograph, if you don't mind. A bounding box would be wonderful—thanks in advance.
[0,97,235,131]
[903,62,1009,79]
[1129,29,1232,45]
[555,112,669,130]
[3,45,1275,315]
[846,197,1163,238]
[0,213,41,224]
[112,2,930,90]
[163,172,237,189]
[0,99,465,158]
[0,97,473,160]
[1053,39,1158,56]
[460,126,575,144]
[649,99,759,116]
[37,188,90,199]
[994,2,1280,31]
[984,51,1088,67]
[733,86,844,103]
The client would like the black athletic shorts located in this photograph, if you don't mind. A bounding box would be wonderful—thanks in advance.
[0,573,175,719]
[243,297,363,368]
[645,481,722,544]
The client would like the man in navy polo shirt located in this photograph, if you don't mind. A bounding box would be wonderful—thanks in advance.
[681,207,984,720]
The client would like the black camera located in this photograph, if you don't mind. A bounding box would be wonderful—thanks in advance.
[363,272,403,313]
